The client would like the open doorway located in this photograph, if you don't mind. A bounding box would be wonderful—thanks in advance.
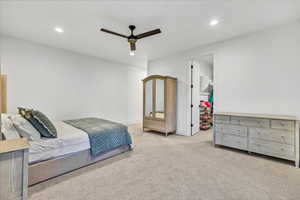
[198,55,214,132]
[188,54,214,136]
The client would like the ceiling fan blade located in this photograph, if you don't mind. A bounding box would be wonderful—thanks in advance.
[130,42,136,51]
[136,29,161,39]
[100,28,128,39]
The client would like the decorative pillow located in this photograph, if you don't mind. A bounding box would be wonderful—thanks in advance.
[1,114,20,140]
[18,108,57,138]
[18,107,33,119]
[10,114,41,141]
[18,107,57,138]
[31,110,57,138]
[27,116,56,138]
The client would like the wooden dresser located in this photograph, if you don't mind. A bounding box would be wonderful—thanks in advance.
[214,112,299,167]
[0,138,29,200]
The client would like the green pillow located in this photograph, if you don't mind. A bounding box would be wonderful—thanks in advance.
[32,110,57,138]
[18,107,57,138]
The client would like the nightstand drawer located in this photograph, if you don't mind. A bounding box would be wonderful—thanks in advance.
[271,120,294,131]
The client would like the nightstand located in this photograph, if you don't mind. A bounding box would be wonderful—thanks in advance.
[0,138,29,200]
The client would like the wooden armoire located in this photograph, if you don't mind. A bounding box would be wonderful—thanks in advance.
[142,75,177,136]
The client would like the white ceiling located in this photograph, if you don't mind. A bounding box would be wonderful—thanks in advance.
[1,0,300,68]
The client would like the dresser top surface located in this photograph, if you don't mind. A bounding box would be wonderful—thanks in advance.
[214,112,298,121]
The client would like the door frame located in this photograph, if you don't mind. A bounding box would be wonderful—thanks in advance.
[187,51,215,136]
[186,60,199,136]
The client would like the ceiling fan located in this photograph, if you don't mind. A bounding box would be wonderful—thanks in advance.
[100,25,161,56]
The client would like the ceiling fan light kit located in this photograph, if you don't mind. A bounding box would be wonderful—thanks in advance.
[129,50,135,56]
[100,25,161,56]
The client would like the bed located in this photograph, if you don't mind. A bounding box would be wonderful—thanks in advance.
[28,118,133,186]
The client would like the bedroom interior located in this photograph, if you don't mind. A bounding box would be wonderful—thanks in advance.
[1,1,300,200]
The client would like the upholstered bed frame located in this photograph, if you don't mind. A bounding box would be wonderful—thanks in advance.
[0,75,132,186]
[29,145,131,186]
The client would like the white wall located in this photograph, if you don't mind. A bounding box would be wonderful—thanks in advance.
[148,21,300,136]
[0,36,146,124]
[148,57,190,135]
[213,22,300,117]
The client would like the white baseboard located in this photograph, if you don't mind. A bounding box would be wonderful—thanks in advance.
[126,123,191,137]
[126,121,142,126]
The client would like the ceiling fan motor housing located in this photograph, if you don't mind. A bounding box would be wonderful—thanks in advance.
[129,25,136,31]
[128,37,137,43]
[128,38,137,51]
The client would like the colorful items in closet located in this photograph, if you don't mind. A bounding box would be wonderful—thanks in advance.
[199,100,213,130]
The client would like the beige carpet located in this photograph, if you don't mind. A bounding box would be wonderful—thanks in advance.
[29,125,300,200]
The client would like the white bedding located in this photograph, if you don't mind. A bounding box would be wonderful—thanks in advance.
[29,121,90,164]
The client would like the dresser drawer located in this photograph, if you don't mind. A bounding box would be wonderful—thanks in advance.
[215,124,247,137]
[249,139,295,160]
[249,128,294,145]
[143,119,165,131]
[215,115,230,124]
[231,116,241,125]
[215,132,247,150]
[271,120,294,131]
[232,117,269,128]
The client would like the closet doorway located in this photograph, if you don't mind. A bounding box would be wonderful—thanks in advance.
[188,54,214,136]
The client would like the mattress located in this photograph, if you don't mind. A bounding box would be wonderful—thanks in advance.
[29,121,90,164]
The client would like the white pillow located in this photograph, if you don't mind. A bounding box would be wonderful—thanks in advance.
[10,114,41,141]
[1,114,20,140]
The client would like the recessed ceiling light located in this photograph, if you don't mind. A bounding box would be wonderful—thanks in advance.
[54,27,64,33]
[209,19,219,27]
